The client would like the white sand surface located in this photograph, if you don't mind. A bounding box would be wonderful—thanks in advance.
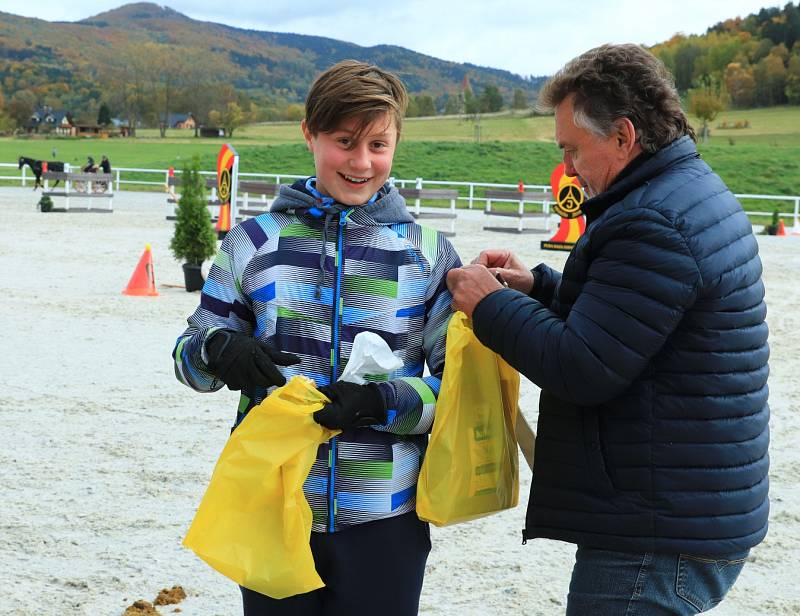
[0,187,797,615]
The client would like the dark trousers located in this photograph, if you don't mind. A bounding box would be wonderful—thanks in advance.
[241,511,431,616]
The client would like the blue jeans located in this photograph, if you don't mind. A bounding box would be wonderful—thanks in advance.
[566,546,749,615]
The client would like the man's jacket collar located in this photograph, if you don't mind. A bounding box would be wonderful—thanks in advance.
[582,136,699,226]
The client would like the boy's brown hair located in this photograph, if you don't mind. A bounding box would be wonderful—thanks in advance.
[304,60,409,141]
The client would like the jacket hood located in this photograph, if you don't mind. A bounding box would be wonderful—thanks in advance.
[271,179,415,225]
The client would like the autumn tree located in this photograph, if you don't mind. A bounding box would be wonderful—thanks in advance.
[209,101,246,137]
[0,90,13,132]
[7,89,36,129]
[724,62,757,108]
[174,51,228,137]
[141,43,186,137]
[283,103,305,121]
[688,84,728,142]
[753,50,787,105]
[102,46,153,136]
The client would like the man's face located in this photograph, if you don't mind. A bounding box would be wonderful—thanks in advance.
[302,113,398,206]
[554,94,629,198]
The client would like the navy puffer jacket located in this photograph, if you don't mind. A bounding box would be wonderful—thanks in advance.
[473,136,769,556]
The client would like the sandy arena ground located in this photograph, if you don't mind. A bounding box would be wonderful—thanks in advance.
[0,187,798,615]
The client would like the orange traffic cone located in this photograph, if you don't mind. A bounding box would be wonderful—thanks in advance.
[123,244,159,296]
[776,219,787,236]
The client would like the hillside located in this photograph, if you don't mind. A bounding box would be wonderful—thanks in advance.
[0,2,543,125]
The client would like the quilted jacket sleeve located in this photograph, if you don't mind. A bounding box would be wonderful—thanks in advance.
[172,227,257,393]
[472,208,701,406]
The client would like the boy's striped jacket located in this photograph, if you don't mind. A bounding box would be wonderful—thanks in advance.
[173,180,461,532]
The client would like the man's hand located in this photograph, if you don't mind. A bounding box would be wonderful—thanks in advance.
[447,264,505,318]
[471,250,534,294]
[314,381,387,430]
[206,329,301,391]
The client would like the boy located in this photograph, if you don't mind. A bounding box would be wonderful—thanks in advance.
[173,60,461,616]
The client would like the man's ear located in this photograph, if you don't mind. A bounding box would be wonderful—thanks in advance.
[614,117,638,156]
[301,119,314,152]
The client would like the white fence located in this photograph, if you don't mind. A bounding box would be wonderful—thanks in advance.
[2,162,799,228]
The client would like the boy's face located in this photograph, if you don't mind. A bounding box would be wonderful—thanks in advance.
[301,113,398,206]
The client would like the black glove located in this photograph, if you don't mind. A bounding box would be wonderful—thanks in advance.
[314,381,388,430]
[206,329,300,391]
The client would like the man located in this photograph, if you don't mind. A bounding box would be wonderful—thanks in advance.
[447,44,768,615]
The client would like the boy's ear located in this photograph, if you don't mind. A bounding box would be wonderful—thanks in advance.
[301,119,314,152]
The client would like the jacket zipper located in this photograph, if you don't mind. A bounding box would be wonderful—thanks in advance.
[327,210,348,532]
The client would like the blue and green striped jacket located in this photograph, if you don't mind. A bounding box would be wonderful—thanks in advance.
[173,180,461,532]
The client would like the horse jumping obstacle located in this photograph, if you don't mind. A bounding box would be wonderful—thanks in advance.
[41,171,114,212]
[397,187,459,236]
[483,189,552,233]
[166,175,278,220]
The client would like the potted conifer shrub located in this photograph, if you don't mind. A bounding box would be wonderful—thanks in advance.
[37,195,53,212]
[170,159,218,292]
[763,209,780,235]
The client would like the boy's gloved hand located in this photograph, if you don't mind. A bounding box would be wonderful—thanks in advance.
[314,381,387,430]
[206,329,300,391]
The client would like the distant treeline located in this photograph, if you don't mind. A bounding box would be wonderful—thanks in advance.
[651,2,800,107]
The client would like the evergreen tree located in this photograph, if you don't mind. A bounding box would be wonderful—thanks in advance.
[479,85,504,112]
[170,158,218,266]
[97,103,112,126]
[415,95,436,117]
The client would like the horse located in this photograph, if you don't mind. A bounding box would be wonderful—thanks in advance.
[18,156,65,190]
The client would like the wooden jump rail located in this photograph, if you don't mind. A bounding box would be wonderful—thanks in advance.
[166,175,218,202]
[398,187,459,236]
[166,176,279,219]
[483,189,552,234]
[42,171,114,212]
[237,181,279,217]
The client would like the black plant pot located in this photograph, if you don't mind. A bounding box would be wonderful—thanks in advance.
[182,263,205,292]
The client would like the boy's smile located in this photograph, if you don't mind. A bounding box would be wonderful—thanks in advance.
[302,113,398,206]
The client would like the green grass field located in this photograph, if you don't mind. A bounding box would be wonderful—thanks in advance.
[2,107,798,214]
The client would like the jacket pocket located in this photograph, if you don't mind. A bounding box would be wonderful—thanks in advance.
[676,552,748,612]
[582,408,615,496]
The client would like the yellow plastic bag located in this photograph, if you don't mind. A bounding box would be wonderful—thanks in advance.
[183,375,338,599]
[417,311,520,526]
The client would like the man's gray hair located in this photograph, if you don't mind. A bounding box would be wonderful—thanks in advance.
[539,44,696,152]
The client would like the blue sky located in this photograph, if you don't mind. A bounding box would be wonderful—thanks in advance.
[1,0,780,76]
